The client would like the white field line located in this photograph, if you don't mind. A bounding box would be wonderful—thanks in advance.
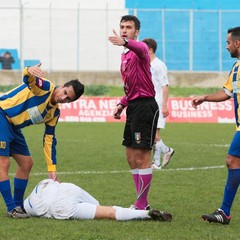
[56,138,230,148]
[169,142,229,148]
[11,165,225,176]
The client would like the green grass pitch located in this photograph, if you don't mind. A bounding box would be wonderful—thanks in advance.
[1,122,240,240]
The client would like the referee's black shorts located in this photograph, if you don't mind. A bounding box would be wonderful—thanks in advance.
[122,97,159,150]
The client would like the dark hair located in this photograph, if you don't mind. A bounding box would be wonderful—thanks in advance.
[142,38,157,53]
[120,15,141,30]
[64,79,84,101]
[228,27,240,40]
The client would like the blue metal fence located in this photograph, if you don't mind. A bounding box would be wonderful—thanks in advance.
[131,9,239,71]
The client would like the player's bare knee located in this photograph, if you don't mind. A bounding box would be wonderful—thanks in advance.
[135,158,143,167]
[226,155,240,169]
[19,158,33,171]
[226,155,232,168]
[0,157,11,171]
[27,159,33,170]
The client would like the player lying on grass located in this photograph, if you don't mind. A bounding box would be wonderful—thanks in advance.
[23,179,172,221]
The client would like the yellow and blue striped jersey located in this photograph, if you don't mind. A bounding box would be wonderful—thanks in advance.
[223,60,240,130]
[0,67,60,171]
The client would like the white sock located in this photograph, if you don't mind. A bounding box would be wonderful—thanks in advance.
[113,206,150,221]
[153,141,162,166]
[159,140,169,153]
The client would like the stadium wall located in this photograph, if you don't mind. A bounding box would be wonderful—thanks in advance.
[0,70,228,88]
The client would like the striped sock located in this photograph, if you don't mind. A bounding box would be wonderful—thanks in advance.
[134,168,152,210]
[131,169,139,195]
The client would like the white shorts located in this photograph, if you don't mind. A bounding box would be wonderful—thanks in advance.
[72,202,98,220]
[50,183,100,219]
[24,179,100,220]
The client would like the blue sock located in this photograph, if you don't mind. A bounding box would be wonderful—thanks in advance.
[220,169,240,216]
[14,178,28,208]
[0,180,16,211]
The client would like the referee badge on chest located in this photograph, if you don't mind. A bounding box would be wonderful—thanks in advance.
[135,132,141,144]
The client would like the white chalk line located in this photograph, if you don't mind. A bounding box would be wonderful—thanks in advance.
[15,165,225,176]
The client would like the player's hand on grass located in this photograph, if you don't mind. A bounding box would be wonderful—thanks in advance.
[48,171,60,182]
[28,63,45,78]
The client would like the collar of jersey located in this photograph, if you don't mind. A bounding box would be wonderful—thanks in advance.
[123,48,130,54]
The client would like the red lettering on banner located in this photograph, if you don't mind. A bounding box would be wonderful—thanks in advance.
[59,97,235,123]
[59,97,125,122]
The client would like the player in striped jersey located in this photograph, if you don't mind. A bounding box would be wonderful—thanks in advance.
[0,63,84,218]
[192,27,240,225]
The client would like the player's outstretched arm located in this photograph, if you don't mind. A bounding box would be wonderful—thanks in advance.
[191,96,205,109]
[108,29,125,46]
[192,90,230,109]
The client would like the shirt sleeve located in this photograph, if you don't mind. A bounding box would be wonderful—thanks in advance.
[23,67,59,172]
[223,69,234,97]
[126,40,149,62]
[9,57,15,64]
[160,62,169,87]
[43,114,59,172]
[23,67,48,96]
[119,96,128,107]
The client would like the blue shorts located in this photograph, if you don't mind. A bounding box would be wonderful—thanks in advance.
[228,131,240,157]
[0,109,30,156]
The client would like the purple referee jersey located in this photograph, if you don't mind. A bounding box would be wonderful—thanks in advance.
[119,39,155,107]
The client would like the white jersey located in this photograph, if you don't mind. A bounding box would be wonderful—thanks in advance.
[151,57,169,129]
[24,179,99,219]
[151,57,169,108]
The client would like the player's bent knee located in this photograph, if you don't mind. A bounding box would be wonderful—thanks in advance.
[226,155,240,169]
